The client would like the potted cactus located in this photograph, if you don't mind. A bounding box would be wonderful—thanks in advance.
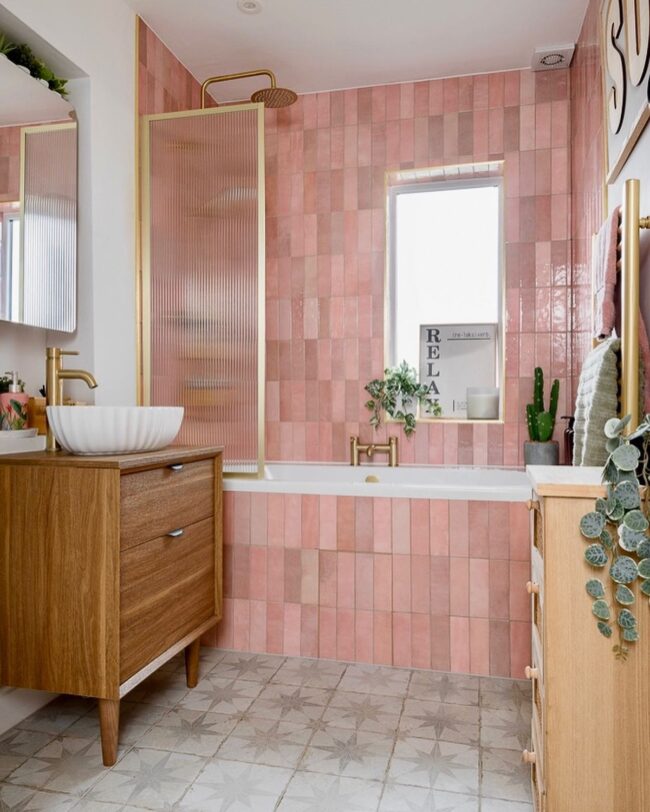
[525,367,560,465]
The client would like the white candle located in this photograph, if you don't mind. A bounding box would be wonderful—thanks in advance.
[466,387,499,419]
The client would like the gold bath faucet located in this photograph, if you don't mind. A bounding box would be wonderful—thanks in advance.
[45,347,98,452]
[350,435,398,467]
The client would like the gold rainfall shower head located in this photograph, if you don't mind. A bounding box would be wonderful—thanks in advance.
[201,69,298,109]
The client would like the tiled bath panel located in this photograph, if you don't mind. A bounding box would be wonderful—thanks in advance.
[0,651,532,811]
[209,492,531,679]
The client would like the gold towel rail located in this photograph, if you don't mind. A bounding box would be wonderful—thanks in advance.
[620,178,650,431]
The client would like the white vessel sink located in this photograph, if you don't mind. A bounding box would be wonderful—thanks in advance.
[46,406,184,455]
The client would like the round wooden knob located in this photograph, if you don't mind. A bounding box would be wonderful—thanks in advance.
[526,581,540,595]
[524,666,539,680]
[526,499,540,512]
[522,749,536,764]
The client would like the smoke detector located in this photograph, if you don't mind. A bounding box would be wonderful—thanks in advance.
[531,44,575,71]
[237,0,263,13]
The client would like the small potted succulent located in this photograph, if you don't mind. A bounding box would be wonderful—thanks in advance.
[525,366,560,465]
[365,360,441,437]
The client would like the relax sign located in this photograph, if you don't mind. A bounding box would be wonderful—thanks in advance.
[419,324,497,417]
[602,0,650,181]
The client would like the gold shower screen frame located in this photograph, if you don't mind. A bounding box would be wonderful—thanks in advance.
[139,103,265,476]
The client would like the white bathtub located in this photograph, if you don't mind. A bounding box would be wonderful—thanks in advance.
[224,463,531,501]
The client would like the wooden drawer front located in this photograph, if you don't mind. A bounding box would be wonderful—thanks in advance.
[120,459,214,550]
[528,497,544,557]
[120,517,215,681]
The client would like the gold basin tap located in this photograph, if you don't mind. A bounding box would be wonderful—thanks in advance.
[350,435,398,467]
[46,347,98,451]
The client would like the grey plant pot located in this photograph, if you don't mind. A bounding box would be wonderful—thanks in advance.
[524,440,559,466]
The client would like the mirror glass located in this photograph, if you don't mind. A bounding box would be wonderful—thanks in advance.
[387,165,504,421]
[0,52,77,331]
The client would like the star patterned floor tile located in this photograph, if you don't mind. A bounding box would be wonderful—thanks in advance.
[479,679,532,712]
[271,658,347,690]
[206,652,286,683]
[247,684,331,724]
[278,771,383,811]
[176,761,293,812]
[481,746,533,802]
[64,702,167,747]
[388,737,479,794]
[85,747,205,810]
[323,692,402,735]
[5,737,120,796]
[136,708,237,757]
[338,665,411,697]
[0,783,78,810]
[176,676,262,715]
[398,699,479,746]
[408,672,479,706]
[300,725,394,781]
[481,799,533,812]
[17,698,94,737]
[0,730,56,782]
[217,716,312,768]
[480,706,531,750]
[379,783,479,811]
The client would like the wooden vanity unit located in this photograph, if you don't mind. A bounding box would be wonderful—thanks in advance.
[0,446,223,766]
[525,466,650,812]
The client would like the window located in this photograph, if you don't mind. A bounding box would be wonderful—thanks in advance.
[387,171,503,420]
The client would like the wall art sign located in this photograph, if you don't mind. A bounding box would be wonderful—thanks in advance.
[419,323,497,418]
[602,0,650,182]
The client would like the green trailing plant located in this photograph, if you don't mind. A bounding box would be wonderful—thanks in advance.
[0,32,16,56]
[579,414,650,660]
[526,366,559,442]
[365,361,441,437]
[3,36,69,97]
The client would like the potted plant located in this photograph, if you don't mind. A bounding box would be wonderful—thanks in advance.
[365,360,441,437]
[0,32,16,58]
[525,366,560,465]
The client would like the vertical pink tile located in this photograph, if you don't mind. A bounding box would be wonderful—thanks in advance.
[319,606,337,659]
[469,559,489,617]
[249,600,267,653]
[469,617,490,675]
[509,560,531,620]
[468,501,490,557]
[430,557,450,616]
[430,615,451,671]
[411,613,431,669]
[268,494,285,547]
[319,495,337,549]
[510,620,531,678]
[249,546,268,601]
[355,498,374,552]
[373,554,393,611]
[337,609,356,661]
[337,551,356,608]
[392,498,411,553]
[267,548,285,603]
[410,500,430,555]
[250,493,268,546]
[449,501,469,556]
[266,602,284,654]
[355,610,373,663]
[337,496,356,550]
[489,620,511,676]
[301,605,319,658]
[411,555,430,614]
[509,502,531,561]
[392,554,412,613]
[373,610,393,664]
[301,549,319,604]
[233,599,250,651]
[392,613,412,667]
[450,558,469,615]
[373,498,392,553]
[284,603,302,656]
[450,616,470,673]
[429,500,449,556]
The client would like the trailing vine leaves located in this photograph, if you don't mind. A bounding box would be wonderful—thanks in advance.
[580,414,650,660]
[365,361,441,437]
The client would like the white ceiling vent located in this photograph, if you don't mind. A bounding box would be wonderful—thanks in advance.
[531,44,575,71]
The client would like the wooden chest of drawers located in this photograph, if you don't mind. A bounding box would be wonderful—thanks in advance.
[0,446,223,765]
[525,467,650,812]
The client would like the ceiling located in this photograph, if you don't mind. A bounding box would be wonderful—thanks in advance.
[128,0,588,103]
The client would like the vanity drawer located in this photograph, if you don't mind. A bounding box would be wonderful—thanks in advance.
[120,458,214,550]
[119,516,216,681]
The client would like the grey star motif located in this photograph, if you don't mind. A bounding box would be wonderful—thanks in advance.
[161,713,224,747]
[269,688,321,718]
[398,741,465,786]
[408,708,475,741]
[222,656,270,678]
[191,764,280,810]
[335,697,386,727]
[196,681,252,709]
[484,716,530,748]
[285,778,372,811]
[314,731,375,771]
[383,783,466,812]
[9,738,102,790]
[111,751,187,802]
[235,720,288,757]
[304,717,330,735]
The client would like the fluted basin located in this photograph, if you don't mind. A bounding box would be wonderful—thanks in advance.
[46,406,184,455]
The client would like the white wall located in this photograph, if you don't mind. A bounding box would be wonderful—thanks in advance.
[2,0,137,404]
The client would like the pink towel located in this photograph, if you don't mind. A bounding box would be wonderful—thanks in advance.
[593,204,650,412]
[593,206,620,338]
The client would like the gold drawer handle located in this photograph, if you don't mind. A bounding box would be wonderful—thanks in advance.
[526,581,540,595]
[169,464,184,471]
[167,529,184,538]
[522,749,537,764]
[525,666,539,680]
[526,499,540,512]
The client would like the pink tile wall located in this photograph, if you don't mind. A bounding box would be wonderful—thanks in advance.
[264,70,573,465]
[203,491,532,678]
[0,126,21,203]
[570,0,604,400]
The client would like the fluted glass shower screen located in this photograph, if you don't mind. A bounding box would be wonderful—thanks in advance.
[141,104,265,475]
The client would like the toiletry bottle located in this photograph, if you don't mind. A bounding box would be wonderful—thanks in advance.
[0,371,29,430]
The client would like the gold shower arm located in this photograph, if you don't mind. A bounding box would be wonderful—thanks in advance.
[201,69,277,109]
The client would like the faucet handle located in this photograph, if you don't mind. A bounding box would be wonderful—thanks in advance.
[60,350,79,356]
[46,346,79,358]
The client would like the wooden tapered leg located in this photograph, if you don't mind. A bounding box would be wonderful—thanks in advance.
[98,699,120,767]
[185,638,201,688]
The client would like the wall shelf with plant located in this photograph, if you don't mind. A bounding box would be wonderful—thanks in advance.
[0,31,68,97]
[579,414,650,660]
